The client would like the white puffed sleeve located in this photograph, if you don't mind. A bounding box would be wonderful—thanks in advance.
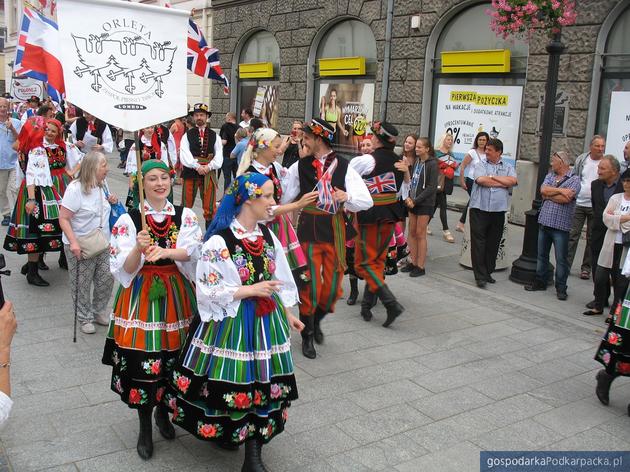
[25,148,52,187]
[280,161,300,205]
[109,213,144,287]
[269,230,299,308]
[196,235,242,322]
[174,208,203,281]
[65,143,84,171]
[0,391,13,428]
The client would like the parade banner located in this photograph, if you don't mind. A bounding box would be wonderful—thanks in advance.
[10,77,44,101]
[605,91,630,162]
[56,0,188,131]
[433,84,523,171]
[318,82,374,152]
[240,84,279,129]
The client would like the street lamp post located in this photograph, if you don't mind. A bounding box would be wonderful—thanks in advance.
[509,32,566,284]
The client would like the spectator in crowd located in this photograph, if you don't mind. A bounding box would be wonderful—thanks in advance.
[58,151,116,334]
[230,127,250,168]
[280,120,304,169]
[469,138,517,288]
[584,157,626,316]
[621,141,630,173]
[249,118,264,132]
[239,107,253,128]
[0,300,16,427]
[525,151,580,300]
[567,135,606,280]
[457,132,489,232]
[433,133,459,243]
[20,96,40,124]
[0,98,22,226]
[116,129,135,171]
[219,112,239,190]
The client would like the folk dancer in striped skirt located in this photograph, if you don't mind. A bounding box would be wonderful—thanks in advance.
[281,118,372,359]
[3,118,83,286]
[102,160,202,460]
[124,126,174,210]
[166,173,304,472]
[236,127,318,287]
[350,122,407,327]
[179,103,223,228]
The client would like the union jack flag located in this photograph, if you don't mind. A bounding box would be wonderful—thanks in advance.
[364,171,397,194]
[187,18,230,94]
[316,158,339,215]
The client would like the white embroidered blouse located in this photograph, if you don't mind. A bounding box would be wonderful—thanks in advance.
[197,219,299,323]
[109,201,202,287]
[25,139,84,187]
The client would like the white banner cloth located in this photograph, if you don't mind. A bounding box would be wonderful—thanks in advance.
[57,0,188,131]
[605,91,630,162]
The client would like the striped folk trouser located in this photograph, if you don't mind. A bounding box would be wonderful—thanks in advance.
[354,222,395,292]
[66,245,114,324]
[299,242,343,317]
[181,173,216,222]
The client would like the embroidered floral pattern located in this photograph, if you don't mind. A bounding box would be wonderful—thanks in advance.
[617,362,630,375]
[183,214,199,228]
[270,383,292,400]
[598,349,611,365]
[199,270,222,287]
[128,388,148,405]
[111,224,129,238]
[223,392,252,409]
[112,375,123,393]
[232,424,256,442]
[156,386,166,402]
[197,422,224,439]
[173,371,191,393]
[167,394,185,423]
[252,390,266,406]
[201,247,231,263]
[259,419,276,439]
[142,359,162,375]
[607,331,622,346]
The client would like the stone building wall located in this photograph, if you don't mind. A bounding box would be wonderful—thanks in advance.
[209,0,623,163]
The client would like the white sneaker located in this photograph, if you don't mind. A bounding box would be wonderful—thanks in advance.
[94,313,111,326]
[80,322,96,334]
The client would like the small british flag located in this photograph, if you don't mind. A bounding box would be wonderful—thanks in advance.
[316,158,339,214]
[364,171,397,194]
[187,18,230,94]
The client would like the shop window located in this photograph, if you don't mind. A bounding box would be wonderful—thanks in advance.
[237,31,280,129]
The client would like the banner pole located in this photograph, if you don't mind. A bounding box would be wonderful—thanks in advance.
[134,130,148,231]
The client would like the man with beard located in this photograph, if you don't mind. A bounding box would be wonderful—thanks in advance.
[281,118,372,359]
[178,103,223,226]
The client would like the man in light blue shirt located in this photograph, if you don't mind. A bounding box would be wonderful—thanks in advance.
[469,138,517,287]
[0,98,22,226]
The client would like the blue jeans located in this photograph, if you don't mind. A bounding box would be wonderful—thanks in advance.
[536,225,570,291]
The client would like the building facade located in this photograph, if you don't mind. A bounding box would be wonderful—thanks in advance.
[209,0,630,222]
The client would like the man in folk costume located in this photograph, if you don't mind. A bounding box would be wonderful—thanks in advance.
[178,103,223,226]
[69,111,114,154]
[282,118,372,359]
[153,123,177,169]
[349,121,406,327]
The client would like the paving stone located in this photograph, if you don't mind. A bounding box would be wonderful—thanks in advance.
[395,440,479,472]
[291,425,359,457]
[344,379,432,412]
[529,377,594,407]
[297,351,376,378]
[0,413,58,449]
[596,414,630,438]
[11,387,89,418]
[411,386,494,421]
[533,399,622,436]
[452,307,512,326]
[546,427,630,451]
[413,347,483,371]
[513,337,596,364]
[520,358,589,384]
[357,341,432,364]
[472,394,554,429]
[285,398,366,435]
[471,419,565,451]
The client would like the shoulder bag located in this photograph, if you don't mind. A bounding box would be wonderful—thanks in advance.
[76,187,109,259]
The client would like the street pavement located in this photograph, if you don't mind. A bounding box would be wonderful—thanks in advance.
[2,153,630,471]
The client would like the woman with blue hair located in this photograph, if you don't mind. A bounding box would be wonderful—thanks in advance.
[166,172,304,472]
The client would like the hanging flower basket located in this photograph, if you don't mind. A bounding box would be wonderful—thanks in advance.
[487,0,577,39]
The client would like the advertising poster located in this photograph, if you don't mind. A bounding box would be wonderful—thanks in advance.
[10,77,45,101]
[433,84,524,171]
[318,82,374,154]
[605,91,630,162]
[240,84,279,129]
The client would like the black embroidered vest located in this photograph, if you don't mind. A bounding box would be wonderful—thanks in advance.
[129,206,183,266]
[182,127,216,179]
[75,117,106,144]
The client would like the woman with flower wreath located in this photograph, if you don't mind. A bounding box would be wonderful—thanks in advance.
[102,159,202,460]
[236,127,318,287]
[3,118,83,286]
[165,172,304,472]
[124,126,173,210]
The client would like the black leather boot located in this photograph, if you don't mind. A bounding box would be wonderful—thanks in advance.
[26,261,49,286]
[360,286,374,321]
[58,248,68,270]
[21,255,47,274]
[154,403,176,440]
[313,307,326,345]
[378,284,404,327]
[241,438,268,472]
[596,370,615,406]
[300,315,316,359]
[347,277,359,305]
[137,407,153,460]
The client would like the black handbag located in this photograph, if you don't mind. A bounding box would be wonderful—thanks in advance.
[622,230,630,247]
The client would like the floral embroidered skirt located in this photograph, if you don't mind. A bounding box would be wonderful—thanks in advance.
[102,264,196,409]
[267,214,309,286]
[3,171,69,254]
[165,295,298,444]
[595,299,630,376]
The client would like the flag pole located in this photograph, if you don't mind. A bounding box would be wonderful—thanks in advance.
[134,130,148,231]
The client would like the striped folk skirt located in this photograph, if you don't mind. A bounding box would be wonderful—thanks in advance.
[165,295,298,444]
[595,297,630,377]
[3,169,70,254]
[102,264,197,409]
[267,213,309,286]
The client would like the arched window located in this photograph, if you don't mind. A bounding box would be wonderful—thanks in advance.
[594,5,630,136]
[236,31,280,129]
[310,19,377,156]
[422,2,529,168]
